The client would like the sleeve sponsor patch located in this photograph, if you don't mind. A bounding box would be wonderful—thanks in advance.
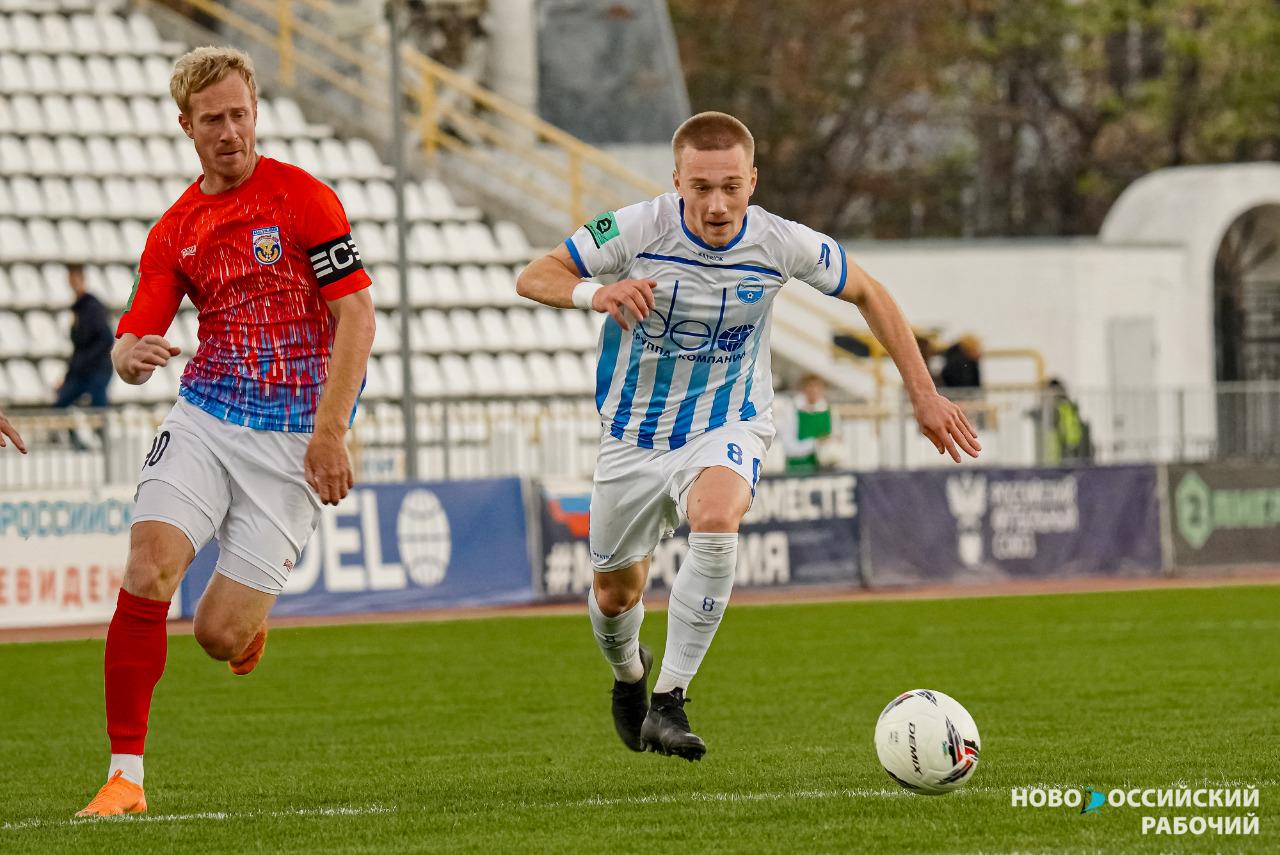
[308,233,364,287]
[586,211,620,248]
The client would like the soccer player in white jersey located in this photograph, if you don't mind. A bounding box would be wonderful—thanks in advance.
[517,112,980,760]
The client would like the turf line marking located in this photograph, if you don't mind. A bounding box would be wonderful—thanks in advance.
[2,804,394,831]
[562,788,913,808]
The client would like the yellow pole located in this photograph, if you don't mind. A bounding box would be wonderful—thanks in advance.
[277,0,295,86]
[418,72,439,160]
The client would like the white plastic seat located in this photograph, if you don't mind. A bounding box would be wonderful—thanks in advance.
[359,354,389,400]
[41,13,74,53]
[38,357,65,390]
[562,309,597,350]
[447,309,483,352]
[494,221,531,261]
[418,309,453,354]
[142,57,171,94]
[97,14,131,56]
[134,177,166,218]
[116,138,149,176]
[554,351,591,395]
[8,175,43,217]
[86,137,121,176]
[11,95,43,135]
[505,308,540,352]
[0,220,28,262]
[476,308,511,350]
[171,138,192,175]
[524,352,559,395]
[99,265,135,310]
[5,359,45,406]
[0,312,29,357]
[120,220,147,259]
[273,98,308,137]
[26,55,59,96]
[377,354,404,399]
[41,95,76,135]
[57,219,91,264]
[0,136,28,175]
[319,138,353,178]
[404,265,432,307]
[453,267,486,311]
[144,136,181,178]
[69,14,103,54]
[69,94,104,135]
[10,13,42,50]
[496,353,531,395]
[27,219,62,263]
[0,97,11,134]
[128,96,164,135]
[363,180,395,220]
[89,220,126,263]
[438,353,474,396]
[351,223,388,266]
[56,135,90,176]
[71,176,107,218]
[0,55,30,95]
[421,265,459,306]
[411,354,445,397]
[112,57,147,96]
[371,310,398,355]
[55,55,89,96]
[347,138,383,178]
[468,353,502,396]
[96,95,132,136]
[335,179,369,221]
[26,136,59,176]
[40,262,67,302]
[533,309,565,344]
[84,55,119,95]
[255,98,279,138]
[39,177,74,217]
[8,264,45,308]
[24,311,65,358]
[0,268,13,309]
[102,176,135,218]
[166,311,195,353]
[289,138,323,175]
[407,223,444,264]
[126,11,162,52]
[419,179,458,220]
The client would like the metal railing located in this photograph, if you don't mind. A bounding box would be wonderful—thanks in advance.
[3,382,1277,490]
[138,0,664,232]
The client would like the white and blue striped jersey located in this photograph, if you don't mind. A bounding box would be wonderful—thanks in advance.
[566,193,848,451]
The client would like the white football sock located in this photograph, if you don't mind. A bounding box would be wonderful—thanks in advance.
[588,588,645,683]
[109,753,144,786]
[654,532,737,694]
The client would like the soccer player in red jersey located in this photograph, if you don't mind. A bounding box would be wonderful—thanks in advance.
[77,47,376,817]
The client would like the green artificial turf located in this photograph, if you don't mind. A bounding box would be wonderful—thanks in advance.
[1,585,1276,853]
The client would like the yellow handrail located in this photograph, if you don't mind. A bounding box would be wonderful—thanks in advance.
[144,0,664,232]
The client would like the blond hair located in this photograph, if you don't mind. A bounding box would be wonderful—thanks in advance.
[672,111,755,165]
[170,46,257,115]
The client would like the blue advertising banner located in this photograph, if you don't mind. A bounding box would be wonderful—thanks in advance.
[180,478,533,617]
[860,465,1162,586]
[539,473,862,597]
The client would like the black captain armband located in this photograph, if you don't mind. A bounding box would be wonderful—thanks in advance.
[308,233,364,286]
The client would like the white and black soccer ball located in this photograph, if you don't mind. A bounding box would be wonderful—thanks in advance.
[874,689,981,795]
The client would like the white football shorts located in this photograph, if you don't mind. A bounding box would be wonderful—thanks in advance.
[589,420,774,571]
[132,398,321,595]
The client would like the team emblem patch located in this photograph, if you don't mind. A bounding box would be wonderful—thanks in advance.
[736,275,765,304]
[252,225,283,266]
[586,211,620,248]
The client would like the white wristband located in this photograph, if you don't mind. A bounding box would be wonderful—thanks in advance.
[572,281,603,311]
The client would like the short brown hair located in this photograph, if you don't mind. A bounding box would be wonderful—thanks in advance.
[672,111,755,165]
[170,46,257,115]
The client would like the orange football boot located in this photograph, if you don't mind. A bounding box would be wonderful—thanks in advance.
[76,771,146,817]
[229,623,268,676]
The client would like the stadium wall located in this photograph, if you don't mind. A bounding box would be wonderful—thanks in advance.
[4,464,1277,629]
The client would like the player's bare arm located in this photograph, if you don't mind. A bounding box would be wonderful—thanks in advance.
[837,261,981,463]
[516,244,657,331]
[306,288,375,506]
[112,333,181,385]
[0,407,27,454]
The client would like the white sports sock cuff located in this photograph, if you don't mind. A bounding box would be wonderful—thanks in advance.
[686,532,738,568]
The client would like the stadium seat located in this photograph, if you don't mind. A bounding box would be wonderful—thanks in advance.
[119,220,146,260]
[0,219,27,262]
[562,309,597,350]
[447,309,483,353]
[5,359,46,405]
[24,311,65,358]
[467,352,503,396]
[353,222,390,265]
[418,309,453,354]
[86,137,121,176]
[39,262,66,301]
[69,14,102,54]
[320,138,353,177]
[554,351,591,395]
[84,55,119,95]
[116,138,149,176]
[0,268,13,309]
[438,353,474,396]
[89,219,125,263]
[377,354,404,399]
[142,57,171,94]
[336,178,370,221]
[372,310,400,354]
[419,178,459,220]
[524,352,559,395]
[533,308,565,346]
[70,176,107,218]
[56,218,90,263]
[126,11,162,53]
[347,138,384,178]
[39,176,74,217]
[55,56,89,97]
[69,93,103,135]
[496,353,531,395]
[8,175,42,217]
[363,180,395,220]
[144,136,181,178]
[485,265,521,307]
[272,98,309,137]
[38,356,64,391]
[40,12,74,54]
[8,263,44,308]
[476,308,511,350]
[26,135,59,176]
[0,311,29,356]
[505,308,539,352]
[28,218,62,263]
[0,54,29,94]
[10,94,43,134]
[411,354,445,398]
[96,13,131,56]
[454,265,489,307]
[494,221,531,261]
[27,55,59,96]
[408,223,444,264]
[128,95,164,136]
[0,135,27,175]
[421,264,459,306]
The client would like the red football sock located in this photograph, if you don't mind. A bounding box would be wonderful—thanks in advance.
[104,588,171,755]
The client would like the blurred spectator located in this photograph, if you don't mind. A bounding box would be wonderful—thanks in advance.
[0,407,26,454]
[1042,377,1093,465]
[779,374,833,475]
[939,334,982,389]
[55,264,114,413]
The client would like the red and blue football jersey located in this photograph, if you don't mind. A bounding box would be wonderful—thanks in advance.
[117,156,371,432]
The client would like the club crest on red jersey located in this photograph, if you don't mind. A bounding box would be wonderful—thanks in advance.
[252,225,283,265]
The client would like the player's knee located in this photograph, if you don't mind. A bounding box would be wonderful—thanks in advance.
[123,541,188,600]
[687,504,745,533]
[594,583,642,617]
[193,620,250,661]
